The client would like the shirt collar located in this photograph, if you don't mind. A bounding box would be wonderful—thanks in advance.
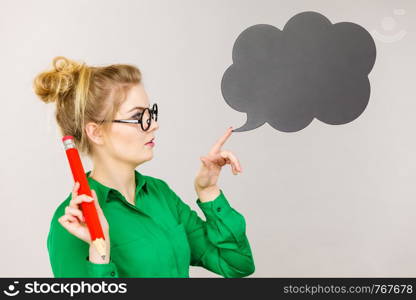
[86,169,148,203]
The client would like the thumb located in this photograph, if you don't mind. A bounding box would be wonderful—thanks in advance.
[200,156,208,167]
[200,156,213,168]
[91,189,102,214]
[91,189,109,234]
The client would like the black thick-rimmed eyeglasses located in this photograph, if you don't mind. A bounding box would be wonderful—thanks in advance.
[98,103,158,132]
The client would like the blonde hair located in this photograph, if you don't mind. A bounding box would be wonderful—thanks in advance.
[33,56,142,156]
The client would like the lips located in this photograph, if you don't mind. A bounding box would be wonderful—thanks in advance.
[145,138,155,145]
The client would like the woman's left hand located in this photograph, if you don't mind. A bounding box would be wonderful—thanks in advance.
[194,127,242,193]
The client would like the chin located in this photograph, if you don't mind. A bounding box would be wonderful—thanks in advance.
[142,153,154,162]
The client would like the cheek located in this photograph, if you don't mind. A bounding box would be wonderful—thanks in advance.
[110,126,146,150]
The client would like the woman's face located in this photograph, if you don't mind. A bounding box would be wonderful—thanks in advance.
[100,83,159,166]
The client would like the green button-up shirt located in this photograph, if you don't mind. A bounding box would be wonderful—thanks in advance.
[47,170,255,278]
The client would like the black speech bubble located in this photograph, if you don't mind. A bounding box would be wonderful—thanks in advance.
[221,11,377,133]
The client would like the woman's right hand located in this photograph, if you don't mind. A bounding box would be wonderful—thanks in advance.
[58,182,110,245]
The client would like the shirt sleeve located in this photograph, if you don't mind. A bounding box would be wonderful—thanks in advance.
[162,181,255,278]
[85,256,119,278]
[47,199,119,278]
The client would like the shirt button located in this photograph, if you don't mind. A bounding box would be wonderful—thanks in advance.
[216,207,221,212]
[111,271,115,277]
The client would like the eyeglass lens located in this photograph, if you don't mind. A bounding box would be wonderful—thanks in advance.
[141,104,158,131]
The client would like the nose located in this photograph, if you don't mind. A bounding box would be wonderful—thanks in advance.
[148,118,159,132]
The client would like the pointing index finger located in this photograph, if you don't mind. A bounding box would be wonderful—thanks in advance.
[210,127,233,154]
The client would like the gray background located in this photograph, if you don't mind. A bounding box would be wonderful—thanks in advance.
[0,0,415,277]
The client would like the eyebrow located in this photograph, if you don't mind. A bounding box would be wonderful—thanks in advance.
[127,106,150,113]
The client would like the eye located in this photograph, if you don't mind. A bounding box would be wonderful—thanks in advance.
[131,112,142,119]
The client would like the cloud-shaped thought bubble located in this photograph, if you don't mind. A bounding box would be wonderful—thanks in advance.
[221,11,377,132]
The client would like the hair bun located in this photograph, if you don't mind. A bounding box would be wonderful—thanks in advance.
[33,56,85,104]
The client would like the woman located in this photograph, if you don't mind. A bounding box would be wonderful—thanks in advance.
[34,56,255,278]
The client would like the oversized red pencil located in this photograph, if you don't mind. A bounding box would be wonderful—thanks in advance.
[62,135,107,260]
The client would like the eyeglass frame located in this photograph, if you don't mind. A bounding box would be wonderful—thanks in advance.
[97,103,158,132]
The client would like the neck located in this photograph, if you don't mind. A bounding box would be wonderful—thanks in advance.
[89,156,136,204]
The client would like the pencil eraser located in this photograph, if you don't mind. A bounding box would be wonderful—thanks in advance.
[62,135,74,142]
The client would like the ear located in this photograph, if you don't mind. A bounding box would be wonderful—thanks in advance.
[85,122,105,145]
